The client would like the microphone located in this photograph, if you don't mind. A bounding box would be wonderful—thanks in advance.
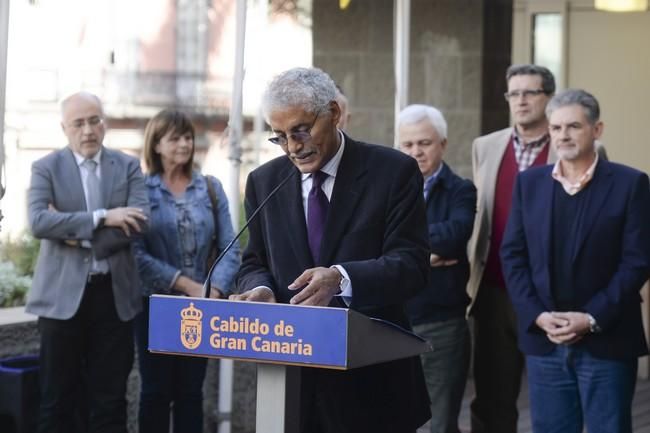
[202,168,298,298]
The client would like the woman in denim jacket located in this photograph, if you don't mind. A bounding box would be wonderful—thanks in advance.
[133,109,240,433]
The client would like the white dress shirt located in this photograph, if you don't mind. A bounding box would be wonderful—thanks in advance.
[300,131,352,298]
[73,150,109,274]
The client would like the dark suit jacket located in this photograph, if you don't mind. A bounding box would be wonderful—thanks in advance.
[501,159,650,359]
[236,136,431,433]
[407,162,476,325]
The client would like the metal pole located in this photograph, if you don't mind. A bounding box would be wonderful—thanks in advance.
[255,364,300,433]
[250,0,267,169]
[256,364,288,433]
[219,0,247,432]
[393,0,410,148]
[0,0,10,204]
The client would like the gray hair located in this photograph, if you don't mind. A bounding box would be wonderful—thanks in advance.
[397,104,448,140]
[335,85,349,110]
[546,89,600,125]
[261,67,338,119]
[506,64,555,95]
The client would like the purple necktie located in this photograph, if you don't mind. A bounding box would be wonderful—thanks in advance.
[307,170,329,262]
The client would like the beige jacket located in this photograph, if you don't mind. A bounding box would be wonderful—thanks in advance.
[466,127,557,312]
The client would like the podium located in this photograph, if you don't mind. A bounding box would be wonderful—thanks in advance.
[148,295,432,433]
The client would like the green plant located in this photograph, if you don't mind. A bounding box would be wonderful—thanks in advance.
[0,232,40,276]
[238,201,249,251]
[0,261,31,307]
[0,233,39,307]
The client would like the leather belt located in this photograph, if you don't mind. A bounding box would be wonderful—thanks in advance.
[87,272,111,285]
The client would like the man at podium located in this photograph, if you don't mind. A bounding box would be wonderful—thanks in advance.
[230,67,431,433]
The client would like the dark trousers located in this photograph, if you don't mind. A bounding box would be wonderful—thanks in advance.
[37,274,133,433]
[134,296,207,433]
[298,361,428,433]
[414,317,471,433]
[470,284,524,433]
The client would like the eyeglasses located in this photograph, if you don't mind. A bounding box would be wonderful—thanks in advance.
[68,116,104,130]
[504,89,547,101]
[268,108,322,146]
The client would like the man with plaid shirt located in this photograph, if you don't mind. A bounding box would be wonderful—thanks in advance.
[466,64,557,433]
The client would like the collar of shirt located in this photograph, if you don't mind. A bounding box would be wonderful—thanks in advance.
[552,152,599,195]
[147,170,200,197]
[73,149,103,176]
[301,130,345,198]
[300,130,345,219]
[423,162,444,199]
[73,149,104,201]
[512,129,549,172]
[424,162,444,186]
[512,129,549,150]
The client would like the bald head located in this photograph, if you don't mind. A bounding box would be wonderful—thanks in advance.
[60,92,103,120]
[60,92,106,158]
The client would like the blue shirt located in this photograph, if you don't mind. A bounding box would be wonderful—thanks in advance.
[423,163,444,201]
[133,171,240,296]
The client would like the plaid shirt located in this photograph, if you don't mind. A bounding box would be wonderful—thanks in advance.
[512,130,550,172]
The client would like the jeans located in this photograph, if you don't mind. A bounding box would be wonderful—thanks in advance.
[527,345,637,433]
[134,296,207,433]
[413,317,470,433]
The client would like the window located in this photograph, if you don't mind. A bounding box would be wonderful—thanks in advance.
[532,13,563,88]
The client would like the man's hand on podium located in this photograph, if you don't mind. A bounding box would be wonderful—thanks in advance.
[288,267,342,306]
[229,286,276,303]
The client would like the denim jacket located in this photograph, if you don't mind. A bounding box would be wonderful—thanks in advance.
[133,171,240,296]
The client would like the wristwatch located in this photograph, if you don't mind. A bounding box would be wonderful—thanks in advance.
[587,313,601,333]
[338,273,350,294]
[330,265,350,294]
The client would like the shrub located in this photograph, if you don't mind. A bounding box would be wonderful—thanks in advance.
[0,233,39,307]
[0,232,40,276]
[0,261,31,307]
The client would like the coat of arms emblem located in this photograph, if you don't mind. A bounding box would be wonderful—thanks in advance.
[180,302,203,349]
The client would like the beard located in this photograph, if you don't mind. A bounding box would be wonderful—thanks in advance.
[556,145,580,161]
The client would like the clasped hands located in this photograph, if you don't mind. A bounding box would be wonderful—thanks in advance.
[175,275,223,299]
[535,311,592,345]
[430,253,458,267]
[229,267,342,307]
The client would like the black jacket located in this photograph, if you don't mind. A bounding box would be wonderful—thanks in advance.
[407,162,476,325]
[236,136,431,433]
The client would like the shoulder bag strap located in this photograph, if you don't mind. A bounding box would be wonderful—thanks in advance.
[205,175,219,243]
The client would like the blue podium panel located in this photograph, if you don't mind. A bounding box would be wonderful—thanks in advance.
[148,295,349,369]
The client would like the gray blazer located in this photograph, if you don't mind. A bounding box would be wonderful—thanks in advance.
[26,146,149,321]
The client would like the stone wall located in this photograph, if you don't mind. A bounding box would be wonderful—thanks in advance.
[313,0,512,180]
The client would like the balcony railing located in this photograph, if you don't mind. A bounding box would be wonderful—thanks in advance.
[103,70,232,114]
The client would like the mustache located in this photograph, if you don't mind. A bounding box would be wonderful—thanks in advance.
[290,150,316,159]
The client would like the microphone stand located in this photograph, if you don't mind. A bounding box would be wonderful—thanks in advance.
[202,168,297,298]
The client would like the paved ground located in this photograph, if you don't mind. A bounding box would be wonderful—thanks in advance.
[417,376,650,433]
